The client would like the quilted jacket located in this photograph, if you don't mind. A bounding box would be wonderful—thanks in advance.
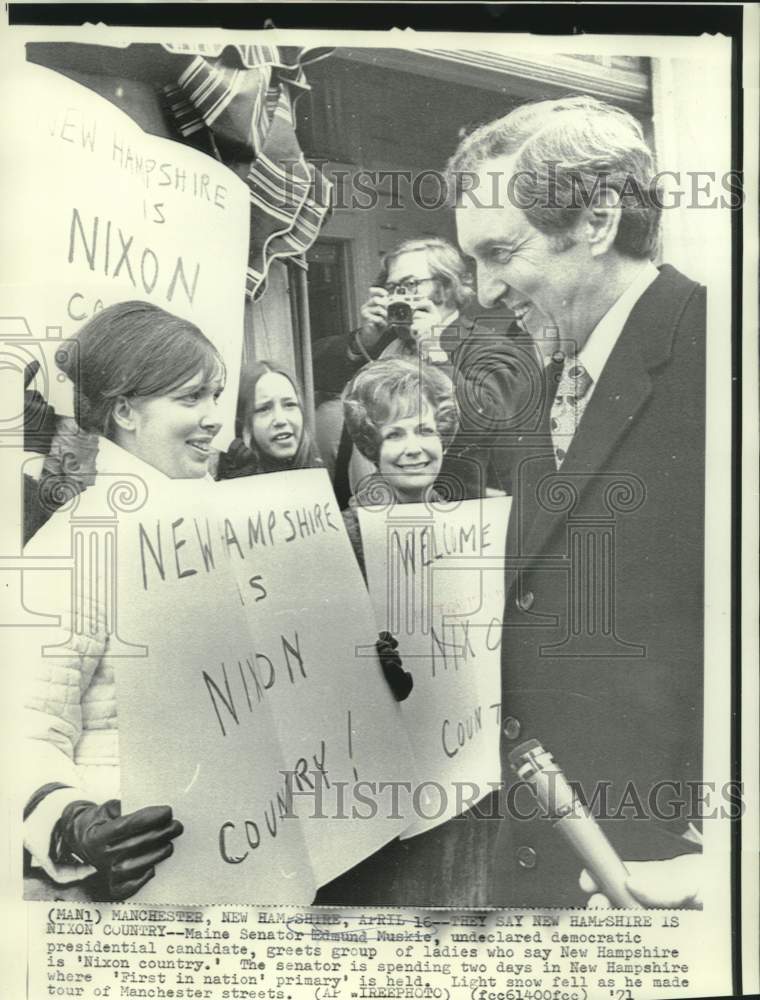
[22,439,173,883]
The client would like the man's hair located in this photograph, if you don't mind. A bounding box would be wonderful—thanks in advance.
[342,357,459,465]
[376,237,475,308]
[447,95,660,259]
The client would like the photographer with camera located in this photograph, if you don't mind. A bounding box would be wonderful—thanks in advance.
[346,251,459,365]
[313,236,523,505]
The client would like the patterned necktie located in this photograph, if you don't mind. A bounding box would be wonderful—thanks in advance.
[550,359,594,468]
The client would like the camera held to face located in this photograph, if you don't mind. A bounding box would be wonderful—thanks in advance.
[386,287,416,329]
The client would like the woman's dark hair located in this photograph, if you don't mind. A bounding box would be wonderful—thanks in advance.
[219,361,321,477]
[56,300,225,437]
[342,357,459,465]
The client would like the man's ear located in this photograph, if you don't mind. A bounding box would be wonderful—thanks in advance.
[110,395,137,434]
[585,187,622,257]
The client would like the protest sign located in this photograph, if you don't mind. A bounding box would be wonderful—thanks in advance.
[1,60,249,444]
[97,467,418,899]
[208,470,418,884]
[358,495,510,836]
[21,467,313,904]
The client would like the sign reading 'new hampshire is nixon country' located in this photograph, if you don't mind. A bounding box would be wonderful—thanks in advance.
[2,60,249,445]
[116,470,416,902]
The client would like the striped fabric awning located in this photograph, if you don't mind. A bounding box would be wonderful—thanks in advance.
[162,44,333,300]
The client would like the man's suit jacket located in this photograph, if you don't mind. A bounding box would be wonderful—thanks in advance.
[492,264,706,907]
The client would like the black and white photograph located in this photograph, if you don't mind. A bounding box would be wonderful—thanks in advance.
[0,4,756,999]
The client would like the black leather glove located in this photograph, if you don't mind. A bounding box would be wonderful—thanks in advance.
[376,631,413,702]
[216,437,258,480]
[24,360,57,455]
[51,799,183,900]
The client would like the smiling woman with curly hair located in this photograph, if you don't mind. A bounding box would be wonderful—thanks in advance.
[340,357,459,576]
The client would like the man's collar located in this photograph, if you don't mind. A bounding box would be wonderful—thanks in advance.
[577,260,659,384]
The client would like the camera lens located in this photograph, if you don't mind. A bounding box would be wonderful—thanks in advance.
[388,300,413,326]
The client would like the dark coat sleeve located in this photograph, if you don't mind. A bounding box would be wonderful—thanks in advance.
[312,335,362,396]
[341,506,367,582]
[446,328,543,494]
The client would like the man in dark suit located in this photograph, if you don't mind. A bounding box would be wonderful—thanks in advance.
[312,236,524,502]
[449,95,705,907]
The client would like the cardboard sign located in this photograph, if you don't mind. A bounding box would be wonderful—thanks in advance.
[358,495,511,836]
[203,470,418,884]
[1,61,249,445]
[96,480,313,904]
[112,469,415,900]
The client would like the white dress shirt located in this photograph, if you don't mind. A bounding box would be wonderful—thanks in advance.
[575,261,659,405]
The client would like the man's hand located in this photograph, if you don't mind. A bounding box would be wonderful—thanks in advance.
[409,297,439,343]
[580,854,703,909]
[53,799,184,900]
[356,286,390,352]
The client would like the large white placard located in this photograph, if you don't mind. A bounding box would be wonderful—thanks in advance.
[358,495,510,836]
[1,60,250,444]
[113,469,416,899]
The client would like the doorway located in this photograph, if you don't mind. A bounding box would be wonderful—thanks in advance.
[305,239,354,343]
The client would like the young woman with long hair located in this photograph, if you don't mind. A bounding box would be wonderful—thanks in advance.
[215,361,321,479]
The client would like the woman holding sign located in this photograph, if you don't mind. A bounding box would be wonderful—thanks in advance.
[214,360,321,479]
[22,300,225,900]
[338,357,459,702]
[317,357,501,906]
[337,357,460,706]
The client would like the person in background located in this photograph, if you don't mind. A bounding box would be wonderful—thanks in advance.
[316,357,502,906]
[22,361,101,546]
[214,358,412,702]
[336,356,459,704]
[22,360,60,544]
[339,357,458,580]
[214,360,321,479]
[23,300,224,899]
[313,237,522,505]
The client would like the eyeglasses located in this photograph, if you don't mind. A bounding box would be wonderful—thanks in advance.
[384,277,438,296]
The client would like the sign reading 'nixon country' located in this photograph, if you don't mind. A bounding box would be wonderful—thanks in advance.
[115,470,416,902]
[1,60,249,445]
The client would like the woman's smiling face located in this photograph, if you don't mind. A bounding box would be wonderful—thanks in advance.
[377,400,443,501]
[125,371,225,478]
[250,371,304,462]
